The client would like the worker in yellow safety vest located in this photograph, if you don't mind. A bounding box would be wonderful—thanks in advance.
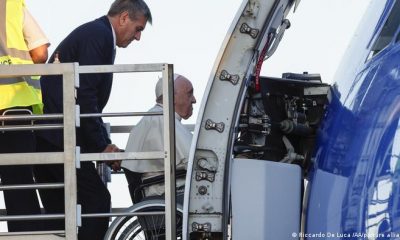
[0,0,50,232]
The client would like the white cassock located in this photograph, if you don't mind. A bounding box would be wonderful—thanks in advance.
[121,104,192,196]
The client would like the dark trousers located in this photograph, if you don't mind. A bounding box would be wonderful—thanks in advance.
[34,137,111,240]
[0,108,43,232]
[0,129,43,232]
[124,168,143,204]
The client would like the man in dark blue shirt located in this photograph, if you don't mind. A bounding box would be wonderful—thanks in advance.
[35,0,152,239]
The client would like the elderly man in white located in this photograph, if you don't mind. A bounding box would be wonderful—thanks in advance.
[121,74,196,203]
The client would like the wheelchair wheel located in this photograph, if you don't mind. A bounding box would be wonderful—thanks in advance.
[104,199,183,240]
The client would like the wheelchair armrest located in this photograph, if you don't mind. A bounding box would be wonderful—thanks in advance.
[133,169,187,202]
[141,169,187,186]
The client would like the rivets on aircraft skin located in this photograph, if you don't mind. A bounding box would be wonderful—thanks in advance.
[202,203,214,212]
[205,119,225,133]
[192,222,212,232]
[220,70,240,85]
[239,23,259,38]
[244,0,260,17]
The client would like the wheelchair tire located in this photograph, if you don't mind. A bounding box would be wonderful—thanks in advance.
[104,199,183,240]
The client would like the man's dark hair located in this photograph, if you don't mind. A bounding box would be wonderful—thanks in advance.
[108,0,152,24]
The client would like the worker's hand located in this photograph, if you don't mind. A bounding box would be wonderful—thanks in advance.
[102,144,122,172]
[102,144,120,153]
[110,160,122,172]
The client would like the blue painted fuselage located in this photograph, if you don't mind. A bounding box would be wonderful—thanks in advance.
[306,0,400,238]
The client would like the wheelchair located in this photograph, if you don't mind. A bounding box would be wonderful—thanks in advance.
[104,170,186,240]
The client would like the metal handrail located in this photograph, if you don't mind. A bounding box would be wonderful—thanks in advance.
[81,151,164,162]
[0,62,177,240]
[110,124,195,134]
[0,113,62,121]
[0,152,65,165]
[82,211,165,218]
[0,124,63,132]
[0,111,163,122]
[0,230,65,236]
[0,211,166,222]
[0,111,165,132]
[0,183,64,191]
[0,214,65,221]
[0,151,164,165]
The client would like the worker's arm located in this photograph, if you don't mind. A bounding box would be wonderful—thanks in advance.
[23,7,50,63]
[29,44,48,63]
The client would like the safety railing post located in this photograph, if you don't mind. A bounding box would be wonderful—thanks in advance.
[63,63,79,240]
[162,64,176,240]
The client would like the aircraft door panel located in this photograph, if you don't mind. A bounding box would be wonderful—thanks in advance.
[183,0,298,238]
[231,158,301,240]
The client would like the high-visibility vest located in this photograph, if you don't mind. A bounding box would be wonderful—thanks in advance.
[0,0,42,114]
